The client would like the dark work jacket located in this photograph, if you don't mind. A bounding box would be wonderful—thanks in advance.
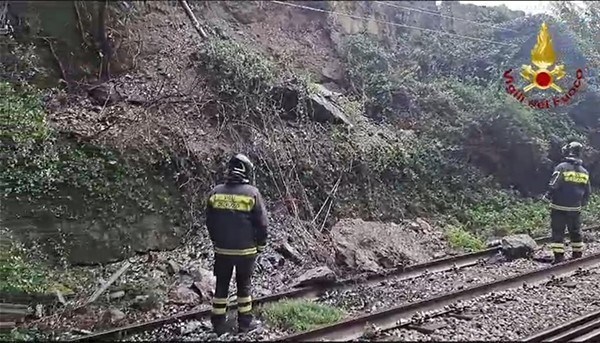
[547,158,591,212]
[205,180,269,256]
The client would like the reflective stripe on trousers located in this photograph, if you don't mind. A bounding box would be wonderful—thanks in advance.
[571,241,585,252]
[237,295,252,314]
[212,297,228,315]
[549,242,565,254]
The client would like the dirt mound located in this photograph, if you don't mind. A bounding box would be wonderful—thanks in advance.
[331,218,447,273]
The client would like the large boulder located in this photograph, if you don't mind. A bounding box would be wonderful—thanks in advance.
[293,266,337,287]
[180,263,216,302]
[501,234,538,260]
[307,92,353,126]
[271,81,353,126]
[330,218,444,273]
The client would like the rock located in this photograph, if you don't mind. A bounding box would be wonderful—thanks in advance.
[87,83,122,106]
[321,64,344,81]
[501,234,538,260]
[293,266,337,287]
[582,231,597,243]
[311,83,342,99]
[254,253,285,272]
[321,82,344,94]
[275,242,302,264]
[126,96,147,105]
[270,81,353,126]
[55,290,67,305]
[179,320,206,336]
[181,265,215,302]
[267,253,285,268]
[131,294,162,311]
[97,308,126,328]
[308,93,353,126]
[415,218,433,234]
[146,251,158,263]
[35,304,43,319]
[168,285,200,305]
[7,212,184,265]
[331,219,432,272]
[486,239,503,248]
[191,281,214,302]
[108,291,125,300]
[166,260,180,275]
[182,263,216,284]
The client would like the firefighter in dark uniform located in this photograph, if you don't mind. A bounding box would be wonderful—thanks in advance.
[544,141,591,264]
[205,154,268,334]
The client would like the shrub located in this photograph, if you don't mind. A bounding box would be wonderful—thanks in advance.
[258,299,345,333]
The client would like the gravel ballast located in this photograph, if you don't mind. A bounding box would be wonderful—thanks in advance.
[125,238,600,341]
[318,240,600,316]
[382,266,600,341]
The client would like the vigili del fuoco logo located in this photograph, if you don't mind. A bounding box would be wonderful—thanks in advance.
[503,22,584,109]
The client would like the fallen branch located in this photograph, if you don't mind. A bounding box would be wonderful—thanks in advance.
[178,0,208,39]
[84,261,131,306]
[73,1,87,46]
[42,37,68,83]
[312,173,343,225]
[54,290,66,306]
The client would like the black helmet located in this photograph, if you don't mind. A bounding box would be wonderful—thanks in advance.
[227,153,254,183]
[561,141,583,158]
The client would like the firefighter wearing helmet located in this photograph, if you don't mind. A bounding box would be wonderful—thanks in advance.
[544,141,591,264]
[205,153,268,334]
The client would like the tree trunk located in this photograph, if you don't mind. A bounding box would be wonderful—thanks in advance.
[96,0,111,81]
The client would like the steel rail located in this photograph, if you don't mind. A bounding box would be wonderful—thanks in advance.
[570,327,600,342]
[67,242,504,341]
[522,309,600,342]
[277,252,600,342]
[68,226,599,341]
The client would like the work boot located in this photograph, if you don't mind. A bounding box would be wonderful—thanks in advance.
[552,253,565,265]
[238,313,258,333]
[571,251,583,259]
[211,314,227,336]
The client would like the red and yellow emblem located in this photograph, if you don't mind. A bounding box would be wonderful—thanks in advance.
[520,22,566,93]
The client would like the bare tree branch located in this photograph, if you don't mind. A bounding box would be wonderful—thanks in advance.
[178,0,208,39]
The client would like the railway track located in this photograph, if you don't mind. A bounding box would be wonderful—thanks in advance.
[68,227,599,341]
[523,309,600,342]
[278,252,600,342]
[67,239,512,341]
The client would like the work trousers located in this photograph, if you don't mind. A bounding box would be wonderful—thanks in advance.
[549,210,584,256]
[211,253,256,326]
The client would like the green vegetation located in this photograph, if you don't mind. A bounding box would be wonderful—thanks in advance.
[464,194,549,238]
[200,39,277,106]
[1,81,181,238]
[582,193,600,225]
[0,328,45,342]
[0,234,47,294]
[2,1,597,265]
[196,31,598,238]
[445,226,486,252]
[446,192,600,251]
[0,229,91,296]
[258,299,345,333]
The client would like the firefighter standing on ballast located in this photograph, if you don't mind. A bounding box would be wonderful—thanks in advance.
[205,153,268,335]
[544,141,591,264]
